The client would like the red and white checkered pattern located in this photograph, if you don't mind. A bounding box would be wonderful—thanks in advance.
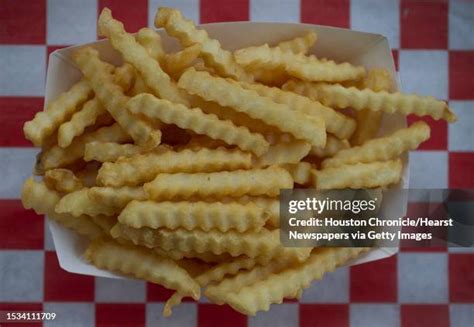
[1,1,473,326]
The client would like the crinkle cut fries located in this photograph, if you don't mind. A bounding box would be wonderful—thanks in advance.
[21,6,456,317]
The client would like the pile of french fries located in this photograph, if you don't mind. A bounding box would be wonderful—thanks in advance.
[21,7,456,316]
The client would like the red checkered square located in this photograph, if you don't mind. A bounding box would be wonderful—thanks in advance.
[449,152,474,188]
[449,254,474,302]
[200,0,249,23]
[350,255,397,302]
[0,0,46,44]
[146,282,181,302]
[407,115,447,150]
[401,305,449,327]
[96,303,145,327]
[301,0,350,28]
[449,51,474,100]
[0,97,43,147]
[0,200,43,249]
[0,303,43,327]
[198,304,247,327]
[400,0,448,49]
[99,0,148,33]
[44,251,94,301]
[300,304,349,327]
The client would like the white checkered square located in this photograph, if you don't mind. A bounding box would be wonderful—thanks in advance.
[0,46,46,96]
[0,251,44,302]
[350,304,400,327]
[350,0,400,49]
[399,50,448,99]
[250,0,299,23]
[448,101,474,151]
[449,0,474,49]
[300,267,349,303]
[149,0,199,27]
[146,303,197,327]
[408,151,448,188]
[47,0,97,45]
[249,303,298,327]
[44,303,95,327]
[398,253,448,303]
[450,304,474,327]
[95,277,146,302]
[0,148,39,199]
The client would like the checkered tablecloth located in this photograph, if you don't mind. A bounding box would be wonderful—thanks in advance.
[1,0,473,326]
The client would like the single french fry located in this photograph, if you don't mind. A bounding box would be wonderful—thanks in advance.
[143,166,293,200]
[227,196,279,228]
[276,31,317,54]
[236,30,316,59]
[36,123,131,172]
[254,140,311,167]
[24,79,93,146]
[234,45,366,82]
[98,8,187,105]
[136,27,165,63]
[198,257,258,285]
[118,200,268,232]
[127,94,269,155]
[98,147,251,187]
[283,80,457,122]
[44,169,83,193]
[88,186,147,210]
[110,224,311,262]
[204,258,291,305]
[84,239,200,300]
[309,135,350,158]
[84,142,146,162]
[165,44,201,76]
[178,68,326,148]
[55,188,118,217]
[281,162,313,186]
[163,257,259,316]
[155,7,252,82]
[192,97,279,135]
[74,47,162,148]
[222,248,367,315]
[21,177,103,239]
[312,159,403,189]
[238,81,355,140]
[322,121,430,168]
[58,99,105,148]
[351,68,393,145]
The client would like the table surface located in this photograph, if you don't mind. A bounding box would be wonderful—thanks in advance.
[0,0,473,326]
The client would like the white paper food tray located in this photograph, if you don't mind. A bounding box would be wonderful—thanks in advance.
[45,22,407,279]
